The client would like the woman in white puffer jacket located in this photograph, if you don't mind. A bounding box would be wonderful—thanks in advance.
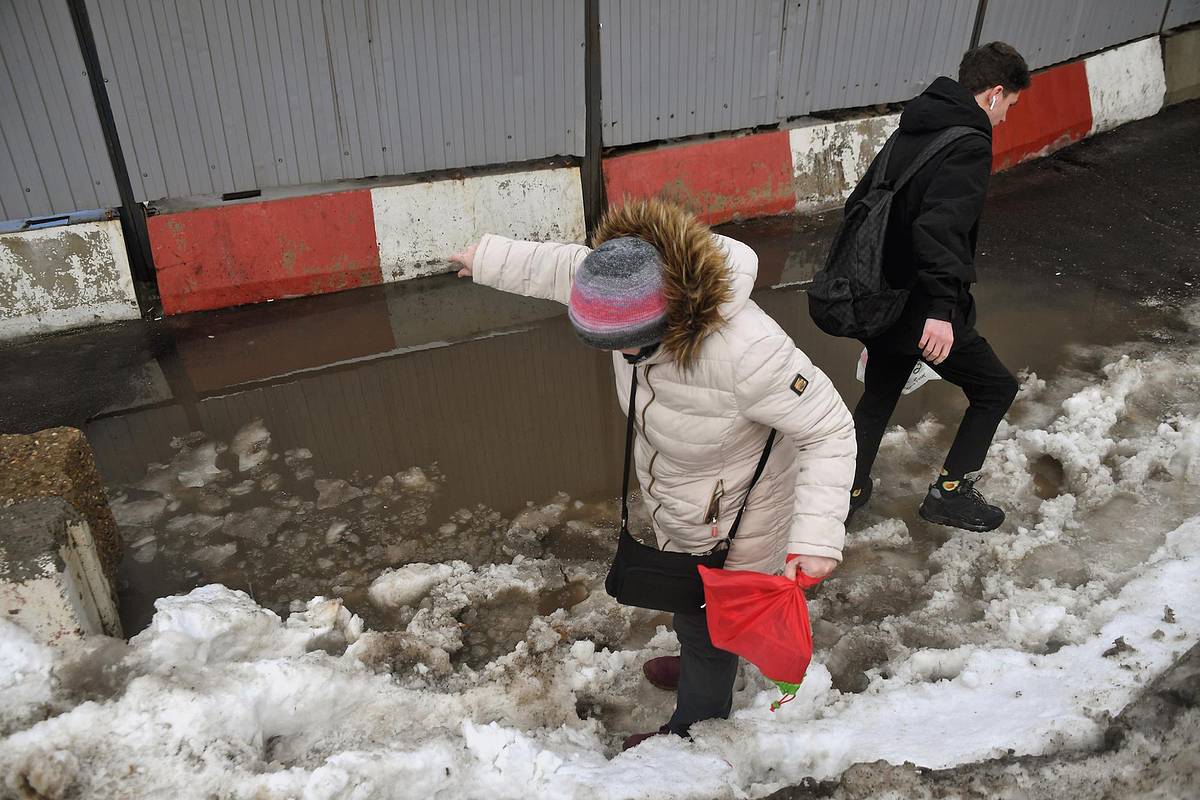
[450,199,855,747]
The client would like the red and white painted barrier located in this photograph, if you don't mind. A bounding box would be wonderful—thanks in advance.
[1085,37,1167,134]
[789,114,900,211]
[372,168,585,283]
[603,132,795,226]
[147,166,586,315]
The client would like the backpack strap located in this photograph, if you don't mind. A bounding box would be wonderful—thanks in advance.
[891,126,989,193]
[869,132,900,190]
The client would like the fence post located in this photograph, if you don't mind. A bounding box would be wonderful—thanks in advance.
[583,0,606,241]
[66,0,160,316]
[970,0,990,49]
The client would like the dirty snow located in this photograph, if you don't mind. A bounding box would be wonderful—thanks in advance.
[3,306,1200,799]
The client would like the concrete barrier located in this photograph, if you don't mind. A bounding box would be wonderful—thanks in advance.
[0,220,139,340]
[603,131,795,225]
[1164,27,1200,106]
[0,498,122,641]
[148,189,383,315]
[372,167,585,283]
[991,60,1093,172]
[1085,37,1166,134]
[789,114,900,212]
[0,428,122,593]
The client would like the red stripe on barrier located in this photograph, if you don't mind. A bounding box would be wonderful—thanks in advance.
[603,132,795,225]
[992,61,1093,173]
[149,190,382,315]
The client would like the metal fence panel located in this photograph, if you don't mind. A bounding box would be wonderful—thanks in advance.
[1165,0,1200,29]
[599,0,786,146]
[0,0,120,221]
[979,0,1169,71]
[85,0,584,203]
[777,0,976,118]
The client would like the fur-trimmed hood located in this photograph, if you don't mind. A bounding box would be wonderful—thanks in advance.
[591,199,756,368]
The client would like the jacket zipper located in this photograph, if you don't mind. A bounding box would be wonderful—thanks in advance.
[640,365,665,528]
[704,480,725,538]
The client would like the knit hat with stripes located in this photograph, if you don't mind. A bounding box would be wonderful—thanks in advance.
[568,236,668,351]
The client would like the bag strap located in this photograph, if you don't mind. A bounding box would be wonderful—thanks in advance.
[890,126,989,194]
[727,428,777,543]
[619,368,639,530]
[619,367,776,543]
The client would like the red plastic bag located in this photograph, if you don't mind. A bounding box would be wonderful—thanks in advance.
[698,565,822,709]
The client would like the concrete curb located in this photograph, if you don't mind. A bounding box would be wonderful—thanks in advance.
[1085,37,1166,134]
[788,114,900,212]
[0,219,139,339]
[1164,27,1200,106]
[0,498,123,642]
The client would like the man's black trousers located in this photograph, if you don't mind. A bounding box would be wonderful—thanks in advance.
[852,334,1019,487]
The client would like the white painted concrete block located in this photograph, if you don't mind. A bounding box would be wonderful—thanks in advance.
[1086,37,1167,135]
[789,113,901,212]
[0,220,139,340]
[0,499,123,643]
[372,167,587,283]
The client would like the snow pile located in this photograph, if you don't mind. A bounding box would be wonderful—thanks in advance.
[2,516,1196,798]
[0,620,55,736]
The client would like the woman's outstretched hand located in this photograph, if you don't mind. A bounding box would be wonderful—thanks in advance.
[449,243,478,278]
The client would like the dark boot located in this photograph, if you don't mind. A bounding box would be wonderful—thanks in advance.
[846,480,873,525]
[642,656,680,690]
[918,477,1004,532]
[622,725,672,751]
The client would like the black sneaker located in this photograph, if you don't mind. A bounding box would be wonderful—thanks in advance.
[918,478,1005,532]
[846,480,873,525]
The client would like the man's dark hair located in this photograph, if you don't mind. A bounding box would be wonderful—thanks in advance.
[958,42,1031,94]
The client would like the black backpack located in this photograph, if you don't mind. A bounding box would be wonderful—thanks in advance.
[808,126,988,339]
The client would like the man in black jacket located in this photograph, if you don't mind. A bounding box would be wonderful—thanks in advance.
[846,42,1031,532]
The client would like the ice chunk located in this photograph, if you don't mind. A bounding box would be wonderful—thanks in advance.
[256,473,281,492]
[110,496,168,528]
[285,597,364,654]
[325,520,350,545]
[131,585,310,666]
[315,479,364,509]
[193,543,238,567]
[173,441,229,488]
[397,467,433,492]
[231,419,272,473]
[849,518,912,549]
[164,513,223,538]
[222,507,292,547]
[369,563,456,608]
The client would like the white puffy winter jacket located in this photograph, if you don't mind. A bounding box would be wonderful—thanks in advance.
[471,203,855,573]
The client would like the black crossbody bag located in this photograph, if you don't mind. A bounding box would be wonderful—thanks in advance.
[604,367,777,613]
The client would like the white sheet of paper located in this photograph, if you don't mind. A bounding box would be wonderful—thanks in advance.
[855,348,942,395]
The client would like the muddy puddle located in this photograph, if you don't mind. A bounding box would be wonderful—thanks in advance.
[70,217,1190,669]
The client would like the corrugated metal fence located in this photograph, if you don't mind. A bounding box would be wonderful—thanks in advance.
[0,0,119,221]
[1,0,1189,222]
[86,0,585,205]
[978,0,1169,71]
[776,0,977,118]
